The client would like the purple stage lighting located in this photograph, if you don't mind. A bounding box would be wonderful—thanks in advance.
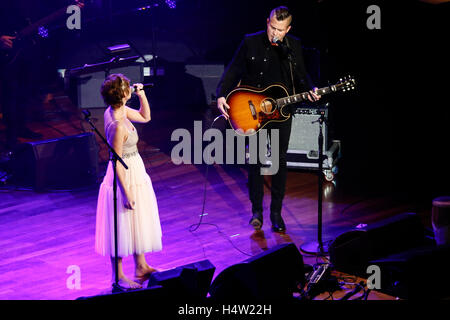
[165,0,176,9]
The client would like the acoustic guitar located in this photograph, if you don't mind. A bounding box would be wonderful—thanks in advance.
[225,76,356,135]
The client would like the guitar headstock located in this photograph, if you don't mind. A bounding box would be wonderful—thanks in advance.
[336,75,356,92]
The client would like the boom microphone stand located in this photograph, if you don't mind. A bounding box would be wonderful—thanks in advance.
[300,105,329,255]
[82,109,128,292]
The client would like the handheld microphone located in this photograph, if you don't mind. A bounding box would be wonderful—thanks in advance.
[130,83,154,92]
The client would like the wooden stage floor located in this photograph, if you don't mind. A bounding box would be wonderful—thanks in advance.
[0,106,433,301]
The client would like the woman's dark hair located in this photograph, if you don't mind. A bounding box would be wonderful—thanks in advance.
[100,73,130,108]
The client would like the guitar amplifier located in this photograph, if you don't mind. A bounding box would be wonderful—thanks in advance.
[287,105,341,180]
[288,106,329,152]
[67,59,144,109]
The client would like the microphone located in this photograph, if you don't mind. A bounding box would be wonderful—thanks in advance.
[272,36,292,58]
[130,83,154,92]
[272,36,282,46]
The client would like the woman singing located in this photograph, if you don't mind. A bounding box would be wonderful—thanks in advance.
[95,74,162,289]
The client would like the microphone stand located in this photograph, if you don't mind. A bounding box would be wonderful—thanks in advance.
[284,40,329,255]
[300,107,329,255]
[82,110,128,293]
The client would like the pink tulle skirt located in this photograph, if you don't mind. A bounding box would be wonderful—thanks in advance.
[95,152,162,257]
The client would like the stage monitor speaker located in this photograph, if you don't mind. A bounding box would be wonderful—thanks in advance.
[147,259,215,301]
[208,243,305,301]
[11,132,99,191]
[370,244,450,300]
[73,64,143,109]
[329,212,427,277]
[77,285,167,301]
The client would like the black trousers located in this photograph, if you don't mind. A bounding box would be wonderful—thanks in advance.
[248,117,292,216]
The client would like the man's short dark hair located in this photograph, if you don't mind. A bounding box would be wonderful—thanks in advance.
[270,6,292,24]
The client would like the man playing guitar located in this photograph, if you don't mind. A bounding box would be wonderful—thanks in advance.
[216,6,321,232]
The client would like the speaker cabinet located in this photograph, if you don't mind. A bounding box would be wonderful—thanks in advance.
[329,212,427,277]
[370,244,450,299]
[209,243,305,301]
[286,106,341,177]
[288,107,328,153]
[70,64,143,109]
[147,259,215,301]
[11,132,99,191]
[77,285,167,301]
[78,260,215,302]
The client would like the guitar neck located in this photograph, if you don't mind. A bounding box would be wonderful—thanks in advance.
[276,85,338,108]
[18,6,70,38]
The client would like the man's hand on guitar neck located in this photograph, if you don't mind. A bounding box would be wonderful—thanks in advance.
[0,35,15,50]
[307,87,321,102]
[217,97,230,120]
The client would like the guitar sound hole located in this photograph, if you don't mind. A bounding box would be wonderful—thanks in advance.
[260,99,276,114]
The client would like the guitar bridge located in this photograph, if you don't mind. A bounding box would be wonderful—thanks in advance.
[248,100,257,120]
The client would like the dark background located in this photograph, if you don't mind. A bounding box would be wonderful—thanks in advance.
[2,0,449,201]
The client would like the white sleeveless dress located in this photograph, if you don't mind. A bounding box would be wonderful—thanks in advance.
[95,115,162,257]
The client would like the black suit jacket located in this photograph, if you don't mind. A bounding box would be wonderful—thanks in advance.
[216,31,314,98]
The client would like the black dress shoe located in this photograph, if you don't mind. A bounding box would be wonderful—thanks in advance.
[270,213,286,232]
[249,212,263,230]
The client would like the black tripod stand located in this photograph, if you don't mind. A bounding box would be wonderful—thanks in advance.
[82,109,128,292]
[300,105,329,255]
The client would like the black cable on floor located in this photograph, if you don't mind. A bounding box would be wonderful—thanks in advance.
[188,114,253,257]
